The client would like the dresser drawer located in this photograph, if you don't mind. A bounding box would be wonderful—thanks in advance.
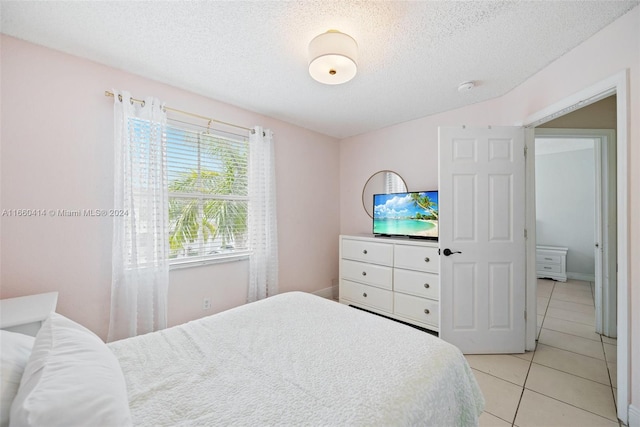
[394,244,439,273]
[342,239,393,266]
[341,259,393,290]
[536,253,562,265]
[394,269,439,300]
[394,293,439,327]
[340,280,393,313]
[537,263,562,274]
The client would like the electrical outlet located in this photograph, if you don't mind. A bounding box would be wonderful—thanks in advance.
[202,297,212,310]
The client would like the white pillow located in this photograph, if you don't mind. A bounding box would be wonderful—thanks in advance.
[9,313,132,427]
[1,331,35,427]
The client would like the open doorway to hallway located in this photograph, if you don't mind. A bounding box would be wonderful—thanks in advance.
[534,126,618,339]
[523,82,629,424]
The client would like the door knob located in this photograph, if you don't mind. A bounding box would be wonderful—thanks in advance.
[443,248,462,256]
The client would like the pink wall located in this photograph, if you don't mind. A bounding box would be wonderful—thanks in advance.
[340,6,640,417]
[0,35,341,338]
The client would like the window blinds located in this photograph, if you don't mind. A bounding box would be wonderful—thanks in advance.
[165,120,249,262]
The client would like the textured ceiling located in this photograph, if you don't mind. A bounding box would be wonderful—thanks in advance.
[1,1,638,139]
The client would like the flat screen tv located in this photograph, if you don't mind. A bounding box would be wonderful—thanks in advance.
[373,191,439,240]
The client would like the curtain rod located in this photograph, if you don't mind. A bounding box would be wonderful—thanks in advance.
[104,91,253,133]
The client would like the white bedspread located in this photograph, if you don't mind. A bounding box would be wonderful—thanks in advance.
[108,292,484,426]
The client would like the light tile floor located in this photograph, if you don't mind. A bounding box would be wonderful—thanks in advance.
[469,278,620,427]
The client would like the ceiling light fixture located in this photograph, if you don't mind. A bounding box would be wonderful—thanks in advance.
[308,30,358,85]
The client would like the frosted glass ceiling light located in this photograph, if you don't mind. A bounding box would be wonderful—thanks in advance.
[308,30,358,85]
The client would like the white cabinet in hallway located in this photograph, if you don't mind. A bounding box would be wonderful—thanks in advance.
[536,245,568,282]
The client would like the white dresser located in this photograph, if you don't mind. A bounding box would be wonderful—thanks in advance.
[339,235,440,332]
[536,245,568,282]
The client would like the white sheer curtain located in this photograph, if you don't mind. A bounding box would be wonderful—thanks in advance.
[108,90,169,342]
[247,126,278,302]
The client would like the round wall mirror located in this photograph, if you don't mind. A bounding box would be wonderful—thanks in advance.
[362,170,408,218]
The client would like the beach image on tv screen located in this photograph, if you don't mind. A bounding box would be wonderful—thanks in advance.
[373,192,438,238]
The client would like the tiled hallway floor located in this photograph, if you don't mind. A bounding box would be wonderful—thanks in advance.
[470,279,620,427]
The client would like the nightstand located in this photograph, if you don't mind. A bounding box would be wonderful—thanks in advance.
[536,246,568,282]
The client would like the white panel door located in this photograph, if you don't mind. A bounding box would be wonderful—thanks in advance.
[439,126,526,354]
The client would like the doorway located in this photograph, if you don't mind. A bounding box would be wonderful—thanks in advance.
[534,127,617,338]
[523,71,629,424]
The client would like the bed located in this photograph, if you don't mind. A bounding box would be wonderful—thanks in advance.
[3,292,483,426]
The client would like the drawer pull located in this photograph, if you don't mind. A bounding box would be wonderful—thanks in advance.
[424,283,430,289]
[544,257,553,261]
[424,309,430,315]
[362,271,367,276]
[363,293,367,298]
[544,267,552,270]
[424,257,430,263]
[363,249,368,255]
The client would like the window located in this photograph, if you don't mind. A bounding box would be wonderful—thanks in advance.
[166,120,249,264]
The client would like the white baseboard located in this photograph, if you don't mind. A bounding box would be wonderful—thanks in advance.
[629,404,640,427]
[312,286,338,300]
[566,272,596,282]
